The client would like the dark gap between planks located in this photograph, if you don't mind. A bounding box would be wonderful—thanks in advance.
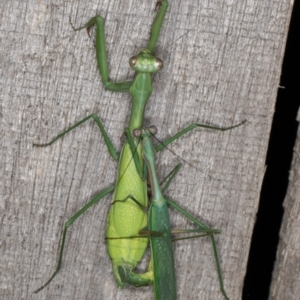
[243,1,300,299]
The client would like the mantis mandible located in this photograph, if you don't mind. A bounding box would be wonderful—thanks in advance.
[33,0,244,298]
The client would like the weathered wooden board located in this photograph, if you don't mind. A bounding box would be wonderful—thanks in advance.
[0,0,293,299]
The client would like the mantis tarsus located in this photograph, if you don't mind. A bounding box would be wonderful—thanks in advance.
[33,0,244,298]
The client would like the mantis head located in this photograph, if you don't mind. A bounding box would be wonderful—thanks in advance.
[129,49,163,73]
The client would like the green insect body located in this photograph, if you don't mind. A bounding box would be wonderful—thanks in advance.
[107,142,148,286]
[142,128,176,300]
[107,49,164,287]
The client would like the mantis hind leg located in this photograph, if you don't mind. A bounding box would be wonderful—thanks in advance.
[165,197,230,300]
[34,185,114,293]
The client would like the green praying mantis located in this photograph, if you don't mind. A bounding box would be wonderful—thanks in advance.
[33,1,245,298]
[119,125,231,299]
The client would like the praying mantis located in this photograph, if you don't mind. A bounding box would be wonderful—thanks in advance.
[33,0,244,298]
[119,125,233,299]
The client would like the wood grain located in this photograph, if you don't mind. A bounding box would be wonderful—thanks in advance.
[0,0,293,299]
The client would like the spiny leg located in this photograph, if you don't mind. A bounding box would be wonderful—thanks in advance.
[160,162,182,193]
[70,16,132,92]
[165,197,230,300]
[160,167,220,237]
[34,113,119,161]
[155,120,246,152]
[147,0,169,54]
[34,185,115,293]
[158,164,221,235]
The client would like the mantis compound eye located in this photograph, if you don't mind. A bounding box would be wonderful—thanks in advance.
[133,128,142,137]
[129,56,138,67]
[154,58,163,70]
[148,125,158,135]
